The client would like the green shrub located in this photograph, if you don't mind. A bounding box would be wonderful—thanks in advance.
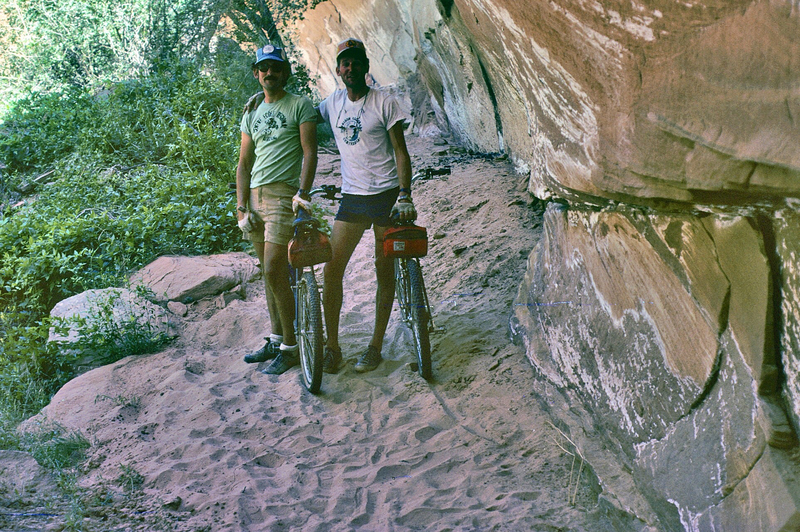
[19,421,90,470]
[55,287,175,368]
[0,89,95,173]
[0,61,255,441]
[1,162,245,314]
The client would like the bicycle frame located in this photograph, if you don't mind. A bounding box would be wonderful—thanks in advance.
[290,184,341,393]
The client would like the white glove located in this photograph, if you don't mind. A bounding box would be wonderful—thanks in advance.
[238,212,254,233]
[390,199,417,222]
[292,192,312,215]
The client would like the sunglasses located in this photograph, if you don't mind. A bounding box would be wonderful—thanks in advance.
[257,62,284,73]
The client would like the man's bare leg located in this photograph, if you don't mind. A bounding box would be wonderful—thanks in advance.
[369,224,395,352]
[261,241,295,347]
[254,241,283,337]
[323,220,368,352]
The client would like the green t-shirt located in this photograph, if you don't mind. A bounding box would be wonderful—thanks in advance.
[240,92,317,188]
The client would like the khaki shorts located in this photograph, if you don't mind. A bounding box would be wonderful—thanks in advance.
[243,182,297,246]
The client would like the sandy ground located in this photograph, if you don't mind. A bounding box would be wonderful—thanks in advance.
[5,135,625,531]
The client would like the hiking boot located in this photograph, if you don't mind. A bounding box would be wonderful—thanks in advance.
[354,345,382,373]
[323,346,342,374]
[243,340,281,363]
[261,349,299,375]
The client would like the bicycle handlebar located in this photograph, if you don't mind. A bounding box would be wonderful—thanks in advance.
[308,184,342,202]
[412,166,451,183]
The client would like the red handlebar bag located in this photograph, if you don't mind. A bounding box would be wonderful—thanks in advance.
[383,224,428,258]
[289,227,332,267]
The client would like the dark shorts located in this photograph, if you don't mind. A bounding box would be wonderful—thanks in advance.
[336,187,399,228]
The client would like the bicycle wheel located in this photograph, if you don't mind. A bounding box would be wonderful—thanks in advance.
[407,259,432,380]
[394,258,413,323]
[296,271,323,393]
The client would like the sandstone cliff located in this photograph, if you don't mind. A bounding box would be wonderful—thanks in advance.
[292,1,800,530]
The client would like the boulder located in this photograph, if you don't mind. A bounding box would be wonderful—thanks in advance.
[513,204,800,530]
[48,288,176,371]
[129,253,260,304]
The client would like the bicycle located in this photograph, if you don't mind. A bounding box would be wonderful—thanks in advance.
[289,185,341,393]
[387,167,450,381]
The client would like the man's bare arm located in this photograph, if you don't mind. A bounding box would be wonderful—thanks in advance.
[242,93,263,115]
[298,121,318,192]
[389,122,412,192]
[236,132,256,219]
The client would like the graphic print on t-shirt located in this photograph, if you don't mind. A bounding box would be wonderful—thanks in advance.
[253,110,288,142]
[339,116,362,146]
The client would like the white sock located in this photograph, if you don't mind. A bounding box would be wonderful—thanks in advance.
[270,334,283,345]
[279,343,298,352]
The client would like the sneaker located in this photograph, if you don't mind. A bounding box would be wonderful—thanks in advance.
[354,345,382,373]
[261,349,299,375]
[243,340,280,363]
[323,346,342,374]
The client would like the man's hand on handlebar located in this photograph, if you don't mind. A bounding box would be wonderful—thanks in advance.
[292,191,312,215]
[391,198,417,222]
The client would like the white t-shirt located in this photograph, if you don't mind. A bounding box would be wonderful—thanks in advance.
[319,88,407,195]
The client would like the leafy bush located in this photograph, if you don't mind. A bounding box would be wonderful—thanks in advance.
[2,59,256,174]
[0,58,257,435]
[0,161,246,315]
[19,421,91,470]
[55,287,175,368]
[0,0,228,92]
[0,90,96,173]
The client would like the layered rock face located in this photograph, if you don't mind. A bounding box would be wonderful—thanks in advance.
[292,1,800,530]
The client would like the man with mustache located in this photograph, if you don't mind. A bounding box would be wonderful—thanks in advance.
[237,45,318,375]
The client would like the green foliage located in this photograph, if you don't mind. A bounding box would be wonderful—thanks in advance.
[18,421,90,470]
[0,0,320,100]
[0,162,245,314]
[0,0,226,91]
[0,311,65,423]
[116,464,145,492]
[0,60,252,310]
[0,89,95,172]
[55,287,175,368]
[1,59,256,173]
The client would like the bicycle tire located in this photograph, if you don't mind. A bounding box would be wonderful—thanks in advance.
[407,259,432,380]
[297,271,323,393]
[395,258,413,323]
